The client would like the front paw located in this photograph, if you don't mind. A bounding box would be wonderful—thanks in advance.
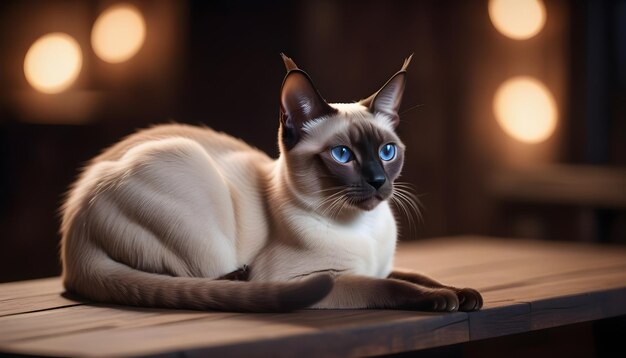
[454,287,483,311]
[419,288,460,312]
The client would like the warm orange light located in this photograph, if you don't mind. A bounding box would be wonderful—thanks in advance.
[493,76,557,143]
[92,4,146,63]
[24,33,82,94]
[488,0,546,40]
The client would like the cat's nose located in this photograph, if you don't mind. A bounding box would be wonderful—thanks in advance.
[367,176,386,190]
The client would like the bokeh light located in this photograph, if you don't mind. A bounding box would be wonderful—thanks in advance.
[24,33,83,94]
[493,76,557,143]
[92,4,146,63]
[488,0,546,40]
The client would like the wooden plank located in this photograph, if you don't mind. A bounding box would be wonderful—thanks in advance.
[484,269,626,332]
[0,277,86,317]
[0,309,469,357]
[484,267,626,303]
[0,277,63,301]
[396,237,626,278]
[1,236,626,357]
[468,303,531,341]
[454,261,626,302]
[179,313,468,358]
[0,304,214,342]
[394,236,527,273]
[529,287,626,331]
[396,237,626,293]
[0,293,84,317]
[386,237,626,342]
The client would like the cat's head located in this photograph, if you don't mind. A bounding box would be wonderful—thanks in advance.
[278,54,411,213]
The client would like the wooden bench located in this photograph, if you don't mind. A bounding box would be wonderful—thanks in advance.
[1,236,625,357]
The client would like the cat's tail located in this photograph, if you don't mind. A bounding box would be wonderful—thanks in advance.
[64,250,334,312]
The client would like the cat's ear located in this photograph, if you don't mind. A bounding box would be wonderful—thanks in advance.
[360,54,413,127]
[279,56,336,150]
[280,53,299,71]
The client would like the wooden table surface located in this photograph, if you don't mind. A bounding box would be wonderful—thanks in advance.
[1,236,626,357]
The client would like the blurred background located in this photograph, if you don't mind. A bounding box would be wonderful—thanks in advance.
[0,0,625,283]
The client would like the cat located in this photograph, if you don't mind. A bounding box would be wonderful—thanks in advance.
[59,54,483,313]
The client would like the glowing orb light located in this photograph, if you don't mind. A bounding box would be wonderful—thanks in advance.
[92,4,146,63]
[24,33,83,94]
[493,76,557,143]
[488,0,546,40]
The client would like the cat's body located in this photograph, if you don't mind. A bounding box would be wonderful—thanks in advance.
[60,55,483,312]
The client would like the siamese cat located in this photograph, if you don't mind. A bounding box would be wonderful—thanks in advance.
[60,55,483,312]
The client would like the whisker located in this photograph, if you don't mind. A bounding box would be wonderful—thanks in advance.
[319,188,348,217]
[311,186,345,195]
[314,188,349,214]
[325,194,348,220]
[391,194,415,238]
[395,188,423,223]
[390,182,424,239]
[399,103,424,116]
[337,193,357,220]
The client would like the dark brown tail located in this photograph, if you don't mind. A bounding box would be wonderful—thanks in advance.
[65,251,334,312]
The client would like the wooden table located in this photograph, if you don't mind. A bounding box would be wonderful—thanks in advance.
[1,236,625,357]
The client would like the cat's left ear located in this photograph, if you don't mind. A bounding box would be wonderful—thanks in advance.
[279,54,336,149]
[360,54,413,127]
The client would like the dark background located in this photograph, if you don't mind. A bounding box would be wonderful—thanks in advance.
[0,0,625,284]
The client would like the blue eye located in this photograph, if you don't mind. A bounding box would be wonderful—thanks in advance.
[379,143,396,161]
[330,146,354,163]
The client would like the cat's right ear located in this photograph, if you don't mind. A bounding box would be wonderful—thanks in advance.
[280,53,299,71]
[279,62,336,150]
[360,55,413,127]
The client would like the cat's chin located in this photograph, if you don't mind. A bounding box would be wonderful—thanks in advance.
[352,195,385,211]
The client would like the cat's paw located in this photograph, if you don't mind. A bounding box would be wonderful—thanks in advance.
[454,287,483,311]
[420,288,460,312]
